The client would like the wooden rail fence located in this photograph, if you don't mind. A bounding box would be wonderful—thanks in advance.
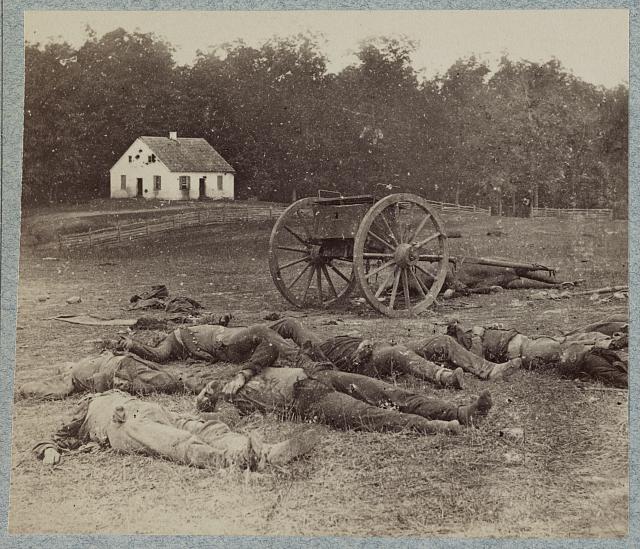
[425,200,491,214]
[58,206,286,251]
[532,207,613,220]
[56,199,490,252]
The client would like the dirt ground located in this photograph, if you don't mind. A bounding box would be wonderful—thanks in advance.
[8,211,628,538]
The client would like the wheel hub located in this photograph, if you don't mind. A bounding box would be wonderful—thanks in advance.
[394,243,418,267]
[309,245,324,265]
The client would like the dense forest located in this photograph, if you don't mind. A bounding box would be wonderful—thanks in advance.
[23,28,628,212]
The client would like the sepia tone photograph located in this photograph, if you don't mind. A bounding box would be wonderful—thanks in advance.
[8,8,629,538]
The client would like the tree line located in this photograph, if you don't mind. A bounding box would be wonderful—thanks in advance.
[23,28,628,213]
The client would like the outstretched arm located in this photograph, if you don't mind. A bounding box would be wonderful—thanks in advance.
[32,397,92,464]
[220,331,280,396]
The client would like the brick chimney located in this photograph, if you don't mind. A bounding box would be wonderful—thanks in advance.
[169,131,178,140]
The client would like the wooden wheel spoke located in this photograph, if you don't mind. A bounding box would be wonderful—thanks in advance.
[364,259,396,280]
[368,229,395,252]
[316,266,323,304]
[363,252,394,259]
[379,212,399,246]
[277,245,309,254]
[389,268,401,310]
[287,263,311,290]
[329,262,351,283]
[410,268,427,298]
[394,203,402,243]
[321,264,339,299]
[279,256,310,270]
[402,269,412,313]
[414,263,436,288]
[415,232,441,249]
[416,265,435,297]
[301,265,316,304]
[408,213,432,244]
[374,267,396,298]
[284,225,309,246]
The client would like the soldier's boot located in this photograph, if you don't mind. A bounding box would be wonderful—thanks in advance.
[487,358,522,380]
[436,367,465,389]
[252,428,322,470]
[426,419,462,435]
[456,390,493,426]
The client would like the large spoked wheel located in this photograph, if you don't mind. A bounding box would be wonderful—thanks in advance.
[353,193,449,317]
[269,198,356,308]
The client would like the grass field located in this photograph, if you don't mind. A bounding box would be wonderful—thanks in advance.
[8,211,628,538]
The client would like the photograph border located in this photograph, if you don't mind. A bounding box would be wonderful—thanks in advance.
[1,1,637,547]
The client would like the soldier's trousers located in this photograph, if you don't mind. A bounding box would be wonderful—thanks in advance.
[293,374,459,435]
[408,335,497,379]
[270,318,450,384]
[103,394,258,468]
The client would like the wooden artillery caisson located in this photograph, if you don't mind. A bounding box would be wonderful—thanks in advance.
[268,193,449,317]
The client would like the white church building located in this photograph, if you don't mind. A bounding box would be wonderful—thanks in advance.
[110,132,235,201]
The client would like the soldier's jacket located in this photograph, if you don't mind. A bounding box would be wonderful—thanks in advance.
[447,322,628,388]
[18,351,198,400]
[559,347,627,388]
[317,336,364,372]
[33,390,138,457]
[32,389,260,470]
[446,324,518,363]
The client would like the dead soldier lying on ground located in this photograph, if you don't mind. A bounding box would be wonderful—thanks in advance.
[18,325,493,434]
[123,323,496,432]
[413,261,581,298]
[17,312,520,403]
[117,318,522,388]
[442,262,580,296]
[195,366,492,435]
[269,318,521,382]
[116,322,462,388]
[17,351,210,400]
[445,315,628,388]
[33,389,319,469]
